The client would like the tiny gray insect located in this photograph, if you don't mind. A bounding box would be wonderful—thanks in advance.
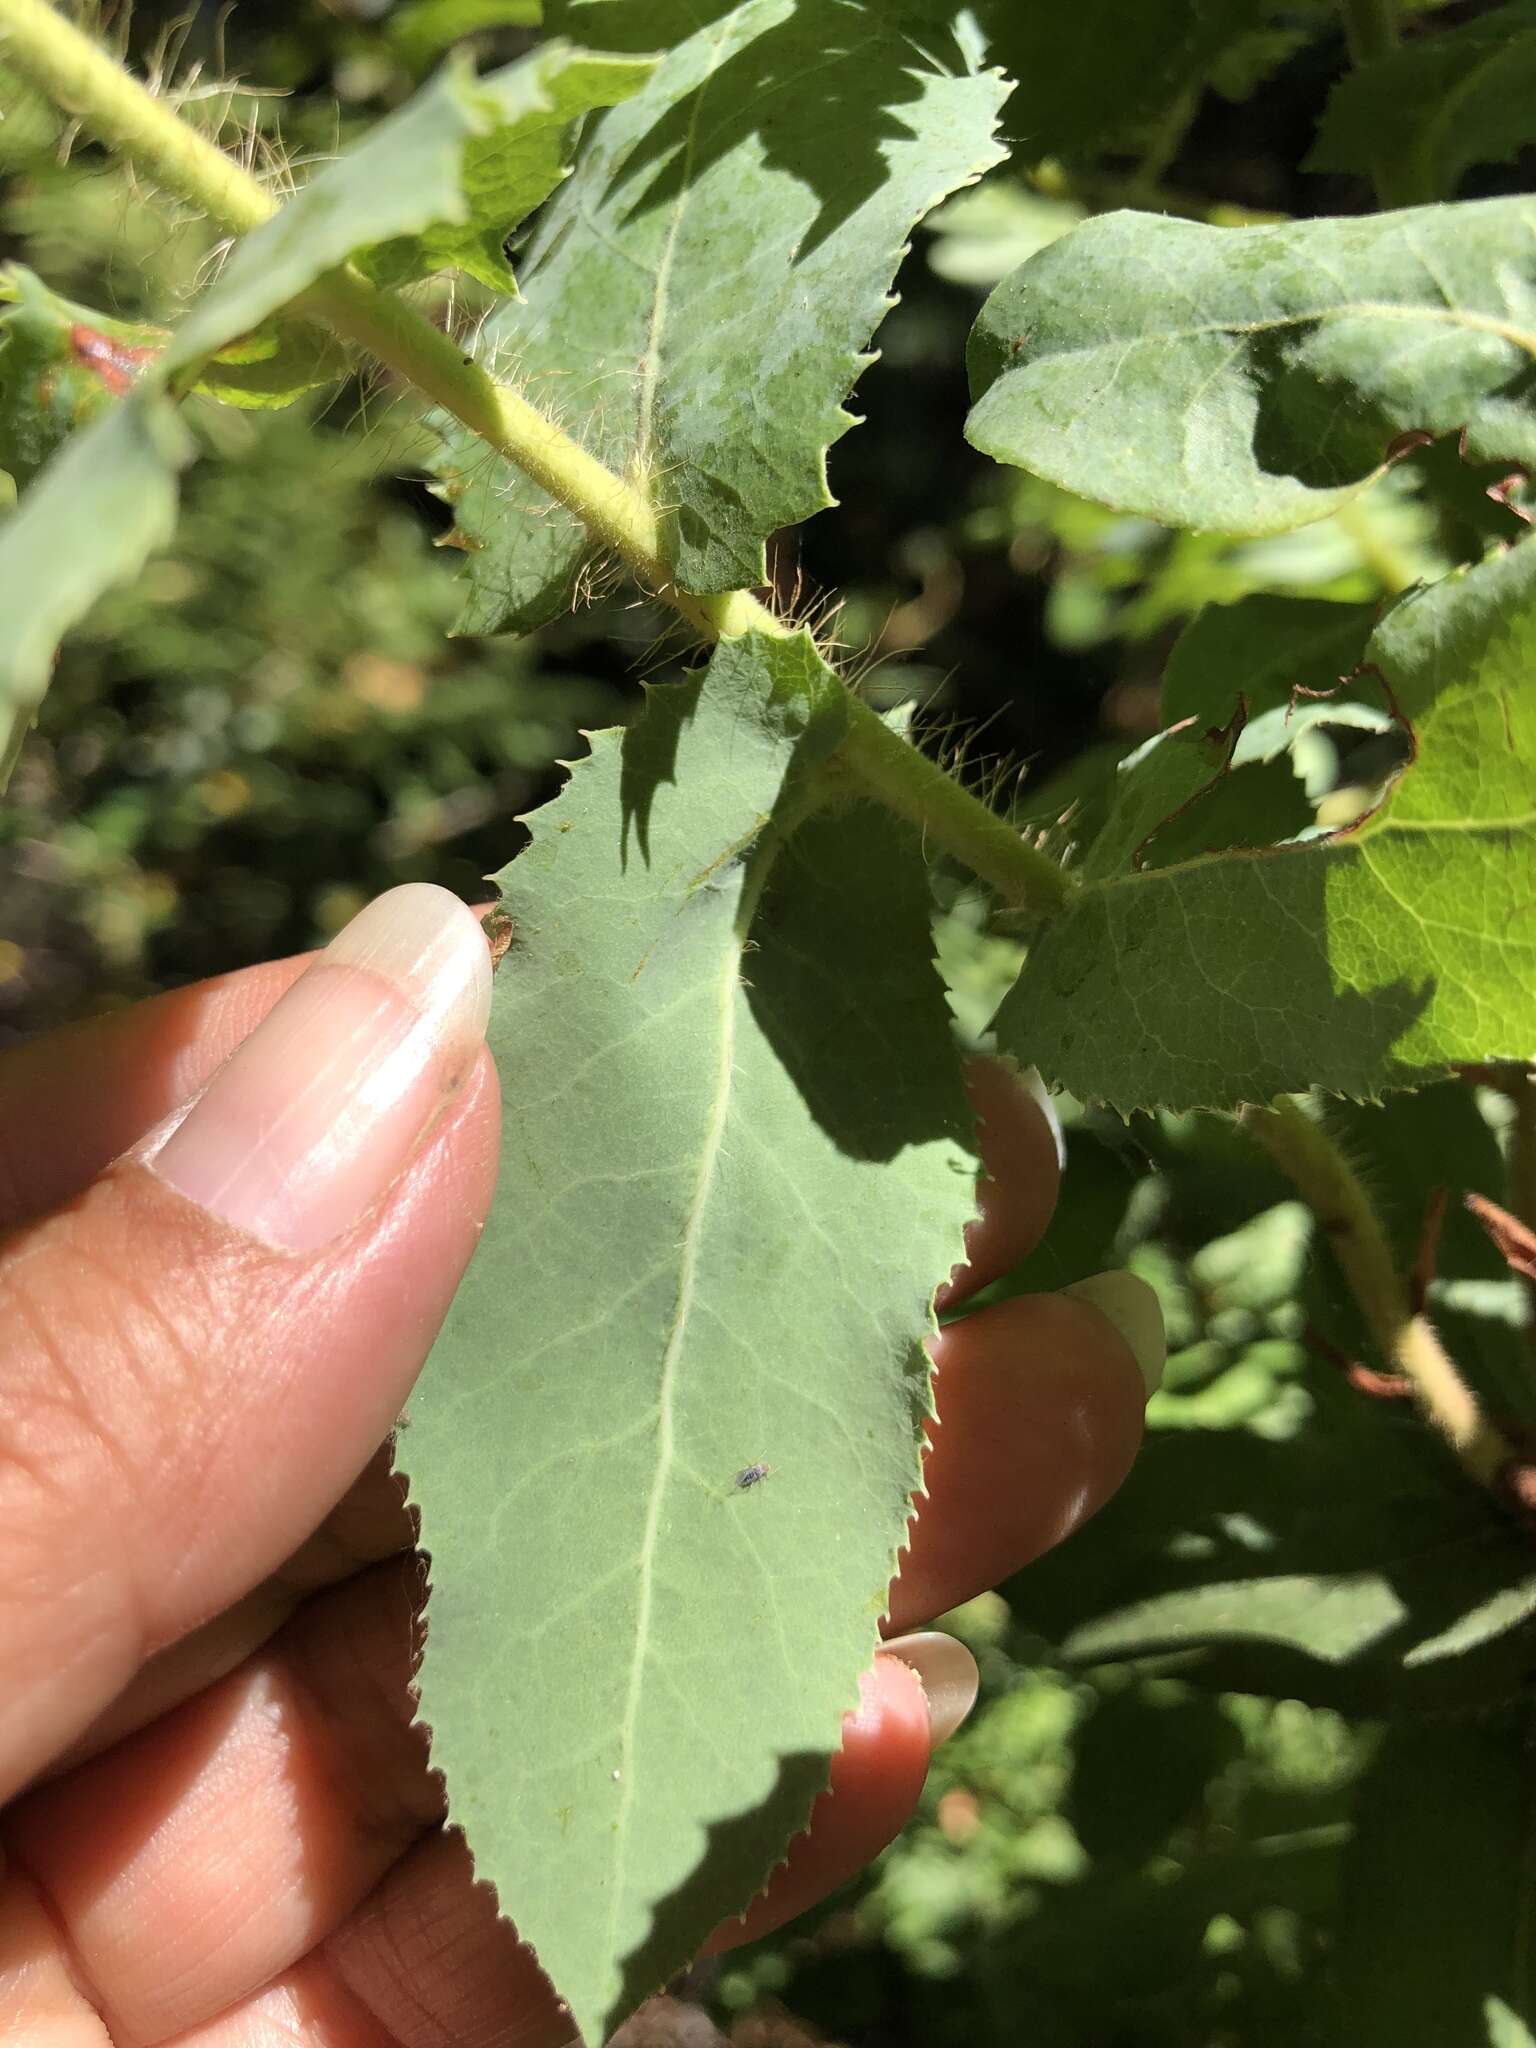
[734,1462,772,1491]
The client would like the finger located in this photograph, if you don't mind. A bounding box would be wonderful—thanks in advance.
[4,1561,434,2045]
[6,1564,947,2046]
[56,1449,412,1777]
[320,1662,940,2045]
[938,1059,1064,1312]
[0,883,497,1802]
[707,1653,934,1950]
[164,1957,397,2048]
[0,956,311,1234]
[888,1279,1162,1635]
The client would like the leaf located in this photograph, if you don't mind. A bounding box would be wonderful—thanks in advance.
[1070,1686,1241,1861]
[1308,0,1536,204]
[401,630,977,2044]
[991,539,1536,1112]
[1336,1715,1536,2044]
[965,0,1254,162]
[1,54,585,785]
[389,0,544,71]
[360,43,657,293]
[1014,1366,1536,1717]
[966,200,1536,537]
[0,396,192,788]
[429,0,1009,630]
[1161,595,1377,731]
[0,265,162,488]
[193,322,349,410]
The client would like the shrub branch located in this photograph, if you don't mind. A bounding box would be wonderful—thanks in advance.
[0,0,1075,921]
[1242,1094,1518,1498]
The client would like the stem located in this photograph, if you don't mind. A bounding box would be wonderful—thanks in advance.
[0,0,273,235]
[836,698,1075,917]
[0,0,1069,916]
[1242,1094,1515,1494]
[308,274,773,645]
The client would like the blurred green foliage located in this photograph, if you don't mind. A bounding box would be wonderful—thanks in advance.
[4,3,1536,2043]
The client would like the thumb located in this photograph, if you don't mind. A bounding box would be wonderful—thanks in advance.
[0,884,496,1804]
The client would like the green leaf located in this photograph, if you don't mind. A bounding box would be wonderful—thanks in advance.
[0,395,192,789]
[1336,1715,1536,2044]
[1161,595,1377,731]
[389,0,544,71]
[360,43,656,293]
[1070,1686,1241,1861]
[429,0,1009,629]
[1015,1368,1536,1717]
[0,265,163,489]
[1309,0,1536,204]
[966,200,1536,537]
[401,630,976,2044]
[992,540,1536,1112]
[1,55,579,785]
[967,0,1253,162]
[193,322,349,411]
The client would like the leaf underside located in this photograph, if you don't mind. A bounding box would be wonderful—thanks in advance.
[966,199,1536,537]
[994,539,1536,1112]
[401,631,977,2044]
[429,0,1010,630]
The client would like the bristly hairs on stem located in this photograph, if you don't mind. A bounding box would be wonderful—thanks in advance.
[0,0,1080,922]
[1242,1092,1525,1508]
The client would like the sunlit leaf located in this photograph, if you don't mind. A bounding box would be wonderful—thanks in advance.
[430,0,1009,629]
[993,540,1536,1111]
[403,630,977,2043]
[1309,0,1536,204]
[967,200,1536,536]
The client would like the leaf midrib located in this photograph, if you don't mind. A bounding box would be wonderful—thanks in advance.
[606,872,748,1956]
[1011,298,1536,370]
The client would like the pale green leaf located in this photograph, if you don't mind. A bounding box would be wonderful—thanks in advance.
[169,54,581,367]
[402,630,976,2044]
[1488,1999,1536,2048]
[430,0,1009,629]
[1,55,574,784]
[361,44,656,293]
[0,265,163,487]
[389,0,544,71]
[1309,0,1536,204]
[0,396,191,788]
[993,539,1536,1111]
[966,200,1536,537]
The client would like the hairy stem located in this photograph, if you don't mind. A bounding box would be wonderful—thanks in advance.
[836,701,1075,917]
[1242,1094,1514,1495]
[0,0,766,636]
[0,0,1071,915]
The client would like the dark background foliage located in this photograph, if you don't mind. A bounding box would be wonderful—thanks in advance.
[4,4,1535,2044]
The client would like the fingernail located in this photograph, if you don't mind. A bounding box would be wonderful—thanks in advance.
[150,883,492,1253]
[1019,1065,1067,1173]
[877,1631,979,1748]
[1062,1269,1167,1399]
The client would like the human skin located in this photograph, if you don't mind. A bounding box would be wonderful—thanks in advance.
[0,885,1156,2047]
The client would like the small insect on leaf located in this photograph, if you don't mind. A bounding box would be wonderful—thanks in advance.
[734,1462,772,1491]
[483,905,516,971]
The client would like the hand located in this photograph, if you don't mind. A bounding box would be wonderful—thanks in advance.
[0,884,1160,2046]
